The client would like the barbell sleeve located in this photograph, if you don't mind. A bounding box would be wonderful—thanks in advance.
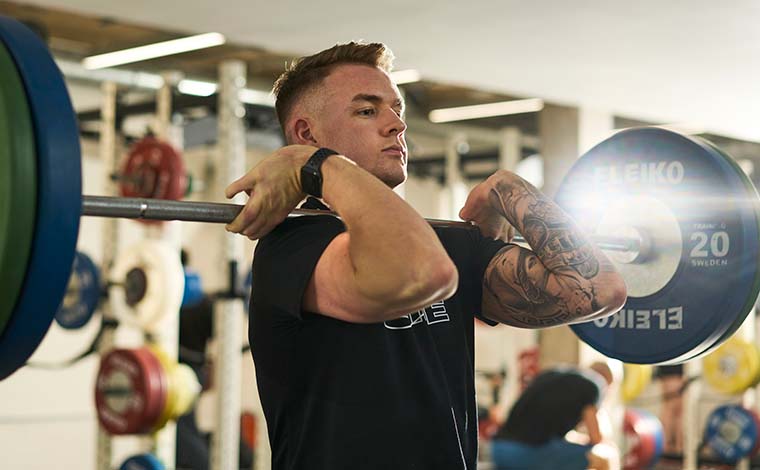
[81,195,640,254]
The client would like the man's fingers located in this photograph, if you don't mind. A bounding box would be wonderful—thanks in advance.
[225,175,254,199]
[226,196,260,234]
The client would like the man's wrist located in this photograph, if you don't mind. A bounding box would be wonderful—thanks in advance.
[301,148,340,198]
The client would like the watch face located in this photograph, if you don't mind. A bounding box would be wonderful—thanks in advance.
[301,166,322,197]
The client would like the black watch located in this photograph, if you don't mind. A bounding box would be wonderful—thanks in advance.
[300,148,338,198]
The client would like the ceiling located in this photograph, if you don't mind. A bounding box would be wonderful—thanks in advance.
[6,0,760,142]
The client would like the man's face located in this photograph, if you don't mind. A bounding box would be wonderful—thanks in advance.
[309,64,408,188]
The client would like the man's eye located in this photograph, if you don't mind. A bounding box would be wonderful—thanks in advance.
[358,108,376,116]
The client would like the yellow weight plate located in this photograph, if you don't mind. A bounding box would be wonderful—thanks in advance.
[172,364,201,417]
[622,364,653,403]
[703,337,759,395]
[752,343,760,387]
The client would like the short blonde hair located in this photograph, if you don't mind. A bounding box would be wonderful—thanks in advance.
[273,42,394,134]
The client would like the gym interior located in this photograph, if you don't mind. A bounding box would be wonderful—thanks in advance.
[1,2,759,469]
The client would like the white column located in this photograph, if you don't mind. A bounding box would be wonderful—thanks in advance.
[95,81,118,470]
[150,73,182,469]
[683,360,701,470]
[442,132,468,220]
[498,127,521,171]
[210,60,246,470]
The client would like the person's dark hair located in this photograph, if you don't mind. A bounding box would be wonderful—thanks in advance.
[272,42,394,138]
[495,368,603,445]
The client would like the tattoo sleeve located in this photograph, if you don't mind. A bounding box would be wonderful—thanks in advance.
[482,175,619,327]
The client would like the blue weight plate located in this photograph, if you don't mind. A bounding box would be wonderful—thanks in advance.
[240,267,252,311]
[560,127,760,364]
[705,405,759,463]
[181,269,204,307]
[119,453,165,470]
[0,17,81,380]
[55,252,101,329]
[677,140,760,362]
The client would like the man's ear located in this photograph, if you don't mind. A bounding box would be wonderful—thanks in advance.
[292,118,318,146]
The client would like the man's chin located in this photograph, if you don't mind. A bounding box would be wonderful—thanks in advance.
[383,172,407,189]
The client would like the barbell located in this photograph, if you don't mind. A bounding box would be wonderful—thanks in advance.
[1,15,760,381]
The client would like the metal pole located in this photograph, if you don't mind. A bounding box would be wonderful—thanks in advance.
[81,195,641,253]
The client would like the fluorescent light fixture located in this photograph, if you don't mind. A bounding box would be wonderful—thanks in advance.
[428,98,545,123]
[83,32,226,70]
[390,69,421,85]
[178,79,218,97]
[57,58,165,89]
[239,88,275,106]
[654,123,706,135]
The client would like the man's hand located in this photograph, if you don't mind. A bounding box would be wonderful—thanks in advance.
[224,145,317,240]
[459,172,515,243]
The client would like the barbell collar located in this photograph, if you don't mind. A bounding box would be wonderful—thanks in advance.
[82,195,641,254]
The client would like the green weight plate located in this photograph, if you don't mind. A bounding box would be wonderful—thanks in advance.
[0,39,35,337]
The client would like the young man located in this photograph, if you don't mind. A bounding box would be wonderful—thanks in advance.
[225,42,627,469]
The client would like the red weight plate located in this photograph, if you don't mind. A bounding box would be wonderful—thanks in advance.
[95,348,166,435]
[749,409,760,457]
[120,136,187,203]
[241,412,257,450]
[136,347,168,433]
[624,410,657,470]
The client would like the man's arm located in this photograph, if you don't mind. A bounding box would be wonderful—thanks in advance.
[226,145,458,324]
[460,170,626,328]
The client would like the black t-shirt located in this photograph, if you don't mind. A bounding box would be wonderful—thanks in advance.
[249,198,507,470]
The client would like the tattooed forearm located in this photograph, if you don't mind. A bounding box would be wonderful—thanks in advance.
[489,177,599,279]
[483,246,603,327]
[480,173,626,327]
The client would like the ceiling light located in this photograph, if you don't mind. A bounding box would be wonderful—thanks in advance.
[178,79,217,97]
[82,32,226,70]
[239,88,275,106]
[428,98,544,123]
[390,69,421,85]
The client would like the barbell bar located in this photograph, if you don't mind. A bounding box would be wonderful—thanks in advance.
[1,15,760,381]
[81,196,642,253]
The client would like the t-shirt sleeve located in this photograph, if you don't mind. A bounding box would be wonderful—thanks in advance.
[467,230,510,325]
[251,214,345,320]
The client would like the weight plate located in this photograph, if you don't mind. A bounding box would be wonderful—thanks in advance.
[147,345,177,431]
[0,40,35,338]
[182,269,204,307]
[752,343,760,388]
[0,17,81,380]
[110,240,185,332]
[705,405,760,463]
[751,409,760,457]
[679,140,760,361]
[623,409,660,470]
[54,251,101,329]
[95,348,167,435]
[703,336,760,395]
[621,364,652,403]
[119,453,165,470]
[561,127,760,364]
[172,363,201,418]
[141,346,168,432]
[243,268,252,310]
[120,136,187,202]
